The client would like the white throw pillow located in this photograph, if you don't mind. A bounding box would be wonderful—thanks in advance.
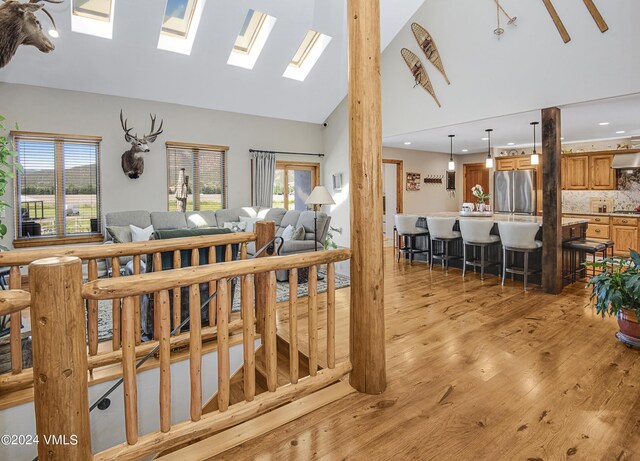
[239,216,263,233]
[129,224,154,242]
[282,224,295,241]
[223,222,247,232]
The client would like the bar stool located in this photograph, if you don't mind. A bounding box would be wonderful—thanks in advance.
[459,219,501,280]
[394,214,430,264]
[426,217,461,272]
[563,238,615,282]
[498,221,542,291]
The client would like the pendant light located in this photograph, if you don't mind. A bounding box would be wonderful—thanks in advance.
[485,129,494,168]
[530,121,540,165]
[448,134,455,171]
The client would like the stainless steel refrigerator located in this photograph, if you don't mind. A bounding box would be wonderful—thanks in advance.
[494,170,536,215]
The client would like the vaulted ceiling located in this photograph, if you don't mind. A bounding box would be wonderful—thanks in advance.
[0,0,426,124]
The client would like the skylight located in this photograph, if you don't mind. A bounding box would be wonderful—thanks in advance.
[227,9,277,70]
[283,30,332,82]
[71,0,115,39]
[157,0,206,55]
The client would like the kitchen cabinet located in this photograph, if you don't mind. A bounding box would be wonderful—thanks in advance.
[495,157,535,171]
[564,156,589,190]
[495,158,517,171]
[612,225,638,256]
[589,154,616,190]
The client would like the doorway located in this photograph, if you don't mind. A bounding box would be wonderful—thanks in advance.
[463,163,490,204]
[382,159,403,240]
[272,161,320,210]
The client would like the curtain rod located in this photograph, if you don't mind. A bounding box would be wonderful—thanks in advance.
[250,149,324,158]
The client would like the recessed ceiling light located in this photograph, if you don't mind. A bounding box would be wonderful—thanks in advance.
[616,130,626,134]
[507,142,515,146]
[461,149,469,153]
[481,137,489,141]
[599,122,610,126]
[48,29,59,38]
[560,137,565,140]
[404,142,412,145]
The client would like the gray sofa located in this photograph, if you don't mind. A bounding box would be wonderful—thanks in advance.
[104,206,331,280]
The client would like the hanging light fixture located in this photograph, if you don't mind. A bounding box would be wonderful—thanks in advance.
[485,129,494,168]
[448,134,455,171]
[530,121,540,165]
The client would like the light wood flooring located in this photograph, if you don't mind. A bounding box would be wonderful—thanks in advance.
[212,247,640,460]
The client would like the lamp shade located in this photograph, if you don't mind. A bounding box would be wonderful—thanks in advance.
[306,186,336,206]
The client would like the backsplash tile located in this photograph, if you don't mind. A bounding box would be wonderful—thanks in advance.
[562,170,640,213]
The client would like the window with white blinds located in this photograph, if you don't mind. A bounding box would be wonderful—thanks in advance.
[12,132,101,240]
[166,143,228,211]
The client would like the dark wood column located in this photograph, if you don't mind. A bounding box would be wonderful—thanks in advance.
[347,0,387,394]
[541,107,563,294]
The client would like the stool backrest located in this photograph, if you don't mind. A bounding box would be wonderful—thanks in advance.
[459,219,495,244]
[395,214,421,235]
[426,217,457,239]
[497,221,540,249]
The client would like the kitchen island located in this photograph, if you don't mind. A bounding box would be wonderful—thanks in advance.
[399,213,590,286]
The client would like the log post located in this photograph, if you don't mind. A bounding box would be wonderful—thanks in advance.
[29,256,92,460]
[542,107,563,294]
[347,0,387,394]
[254,221,276,336]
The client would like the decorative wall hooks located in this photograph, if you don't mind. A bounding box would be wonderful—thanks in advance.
[423,175,444,185]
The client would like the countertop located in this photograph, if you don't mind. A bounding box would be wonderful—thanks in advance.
[563,211,640,218]
[417,212,589,226]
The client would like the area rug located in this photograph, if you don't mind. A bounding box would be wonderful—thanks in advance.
[96,269,350,342]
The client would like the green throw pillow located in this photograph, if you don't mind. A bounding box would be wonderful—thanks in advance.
[106,225,132,243]
[291,226,306,241]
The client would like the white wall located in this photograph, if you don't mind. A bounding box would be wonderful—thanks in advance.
[381,0,640,138]
[0,83,324,247]
[382,146,459,214]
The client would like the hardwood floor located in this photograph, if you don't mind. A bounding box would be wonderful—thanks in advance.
[212,248,640,460]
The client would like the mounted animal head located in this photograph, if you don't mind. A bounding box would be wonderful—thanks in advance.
[0,0,62,69]
[119,110,164,179]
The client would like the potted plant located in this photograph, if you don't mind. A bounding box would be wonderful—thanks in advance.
[324,226,342,250]
[471,184,490,211]
[0,115,21,249]
[586,250,640,348]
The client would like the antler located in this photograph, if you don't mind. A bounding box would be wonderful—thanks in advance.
[27,0,64,31]
[119,110,135,143]
[144,114,164,143]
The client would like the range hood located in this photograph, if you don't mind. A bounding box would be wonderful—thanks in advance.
[612,153,640,169]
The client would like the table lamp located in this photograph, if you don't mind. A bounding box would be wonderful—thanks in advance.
[305,186,335,251]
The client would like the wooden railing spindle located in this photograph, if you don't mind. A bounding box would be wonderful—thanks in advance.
[87,259,99,356]
[241,274,255,401]
[133,255,142,345]
[308,265,318,376]
[9,266,22,374]
[327,263,336,369]
[172,250,182,331]
[189,280,202,422]
[289,268,299,384]
[111,257,121,351]
[208,246,217,327]
[158,289,171,433]
[265,271,277,391]
[153,253,162,340]
[225,244,232,263]
[217,277,230,411]
[240,242,248,260]
[122,296,138,445]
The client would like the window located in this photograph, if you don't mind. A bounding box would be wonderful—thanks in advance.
[157,0,206,55]
[227,9,277,70]
[12,132,102,246]
[283,30,332,81]
[272,161,319,211]
[71,0,115,39]
[166,142,228,211]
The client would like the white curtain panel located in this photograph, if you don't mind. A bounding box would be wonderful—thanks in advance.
[251,151,276,207]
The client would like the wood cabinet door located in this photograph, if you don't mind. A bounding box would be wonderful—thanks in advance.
[589,154,615,190]
[564,156,589,190]
[463,163,490,203]
[561,157,567,190]
[612,225,638,256]
[496,158,516,171]
[516,157,533,170]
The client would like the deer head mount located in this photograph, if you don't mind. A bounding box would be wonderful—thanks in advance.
[0,0,62,69]
[119,110,164,179]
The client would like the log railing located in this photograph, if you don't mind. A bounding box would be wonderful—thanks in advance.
[0,232,256,393]
[27,246,350,460]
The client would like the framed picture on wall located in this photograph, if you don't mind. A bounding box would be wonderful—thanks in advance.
[332,173,343,191]
[406,172,421,191]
